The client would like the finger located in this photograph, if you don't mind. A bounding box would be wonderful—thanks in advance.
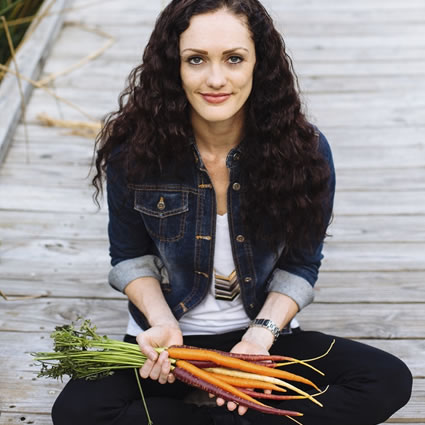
[216,397,225,407]
[140,344,159,362]
[139,358,154,379]
[208,393,215,399]
[136,335,159,362]
[150,351,169,381]
[158,355,171,384]
[227,401,238,411]
[167,373,175,384]
[238,405,248,415]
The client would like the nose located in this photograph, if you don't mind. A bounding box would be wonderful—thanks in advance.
[206,63,227,89]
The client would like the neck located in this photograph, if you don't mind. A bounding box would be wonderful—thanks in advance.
[191,109,244,160]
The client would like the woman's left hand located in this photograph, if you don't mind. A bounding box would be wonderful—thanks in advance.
[214,338,270,415]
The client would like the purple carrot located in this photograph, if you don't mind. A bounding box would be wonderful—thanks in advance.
[172,366,303,417]
[187,359,277,368]
[170,344,294,362]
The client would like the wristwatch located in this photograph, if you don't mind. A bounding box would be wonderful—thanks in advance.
[249,318,281,341]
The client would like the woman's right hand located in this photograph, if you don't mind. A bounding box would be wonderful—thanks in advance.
[136,325,183,384]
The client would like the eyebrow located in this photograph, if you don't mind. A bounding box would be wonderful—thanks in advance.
[180,47,249,55]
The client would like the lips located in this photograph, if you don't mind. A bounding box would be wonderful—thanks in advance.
[200,93,231,104]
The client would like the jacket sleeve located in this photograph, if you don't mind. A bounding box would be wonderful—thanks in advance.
[106,161,163,293]
[266,130,336,310]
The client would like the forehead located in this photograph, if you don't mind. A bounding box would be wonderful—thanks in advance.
[179,9,253,51]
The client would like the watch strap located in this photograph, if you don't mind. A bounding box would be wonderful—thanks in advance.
[249,318,281,341]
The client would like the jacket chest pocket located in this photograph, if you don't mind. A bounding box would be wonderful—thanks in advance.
[134,190,189,242]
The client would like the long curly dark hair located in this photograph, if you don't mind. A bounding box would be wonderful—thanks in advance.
[93,0,332,252]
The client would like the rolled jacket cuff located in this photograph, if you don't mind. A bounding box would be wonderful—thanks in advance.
[108,255,163,293]
[267,269,315,310]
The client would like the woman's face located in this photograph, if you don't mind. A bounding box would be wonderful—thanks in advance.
[179,9,256,126]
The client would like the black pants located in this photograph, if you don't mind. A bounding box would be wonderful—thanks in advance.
[52,330,412,425]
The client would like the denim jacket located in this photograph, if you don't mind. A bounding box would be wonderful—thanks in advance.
[107,129,335,330]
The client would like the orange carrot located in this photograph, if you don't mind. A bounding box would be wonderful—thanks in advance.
[175,360,264,406]
[205,371,287,393]
[173,366,303,417]
[238,388,306,401]
[168,346,319,391]
[204,367,322,407]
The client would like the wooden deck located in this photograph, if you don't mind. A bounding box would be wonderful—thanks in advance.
[1,0,424,423]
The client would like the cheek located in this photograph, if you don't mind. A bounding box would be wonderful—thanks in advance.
[234,70,254,95]
[180,66,194,92]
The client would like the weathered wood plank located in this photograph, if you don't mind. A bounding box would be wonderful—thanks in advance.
[0,163,95,188]
[11,124,425,148]
[1,229,424,272]
[0,412,53,425]
[0,185,104,212]
[0,210,107,239]
[317,271,425,303]
[335,168,425,191]
[302,75,425,94]
[1,270,424,304]
[21,94,425,127]
[264,0,425,10]
[331,145,425,169]
[0,278,122,300]
[271,7,425,23]
[3,157,425,193]
[1,183,424,215]
[26,84,425,110]
[1,299,425,339]
[5,161,424,192]
[6,139,425,172]
[0,298,128,334]
[334,191,425,215]
[328,216,425,242]
[2,211,423,243]
[298,304,425,339]
[322,243,425,272]
[47,43,425,66]
[323,126,425,147]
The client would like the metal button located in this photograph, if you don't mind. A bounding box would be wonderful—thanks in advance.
[244,277,252,283]
[157,196,165,210]
[236,235,245,243]
[232,182,241,191]
[249,303,255,309]
[233,152,240,160]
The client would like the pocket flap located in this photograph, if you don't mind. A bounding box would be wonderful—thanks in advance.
[134,189,189,218]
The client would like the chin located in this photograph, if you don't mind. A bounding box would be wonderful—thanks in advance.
[194,105,244,124]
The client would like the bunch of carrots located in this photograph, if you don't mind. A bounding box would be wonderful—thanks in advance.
[33,320,332,424]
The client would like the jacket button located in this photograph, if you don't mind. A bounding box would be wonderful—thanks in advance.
[249,303,255,309]
[236,235,245,243]
[157,197,165,210]
[244,277,252,283]
[233,152,240,161]
[232,182,241,191]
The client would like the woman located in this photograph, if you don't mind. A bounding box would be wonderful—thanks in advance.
[52,1,412,424]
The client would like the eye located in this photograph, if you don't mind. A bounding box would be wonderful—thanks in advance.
[228,55,243,65]
[188,56,204,65]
